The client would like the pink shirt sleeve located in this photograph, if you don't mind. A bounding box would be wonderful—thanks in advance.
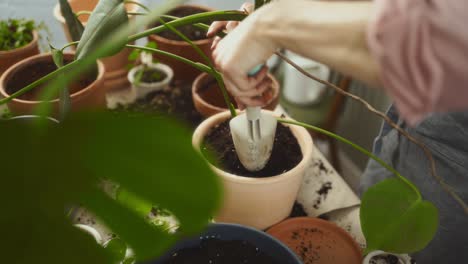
[367,0,468,125]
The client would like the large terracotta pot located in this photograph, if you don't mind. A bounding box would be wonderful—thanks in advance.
[192,72,280,118]
[0,53,105,116]
[267,217,363,264]
[148,4,214,82]
[0,31,40,76]
[192,111,313,230]
[53,0,140,91]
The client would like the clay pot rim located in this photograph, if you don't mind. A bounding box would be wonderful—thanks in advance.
[267,217,362,262]
[192,72,280,114]
[127,62,174,88]
[0,52,105,104]
[148,4,215,46]
[53,0,141,24]
[192,110,313,185]
[0,31,38,56]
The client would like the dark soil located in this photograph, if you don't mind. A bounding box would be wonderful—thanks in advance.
[6,59,96,101]
[115,80,203,129]
[138,68,167,83]
[369,255,399,264]
[290,228,323,264]
[202,120,303,178]
[162,238,280,264]
[154,6,211,41]
[290,202,308,218]
[313,182,333,210]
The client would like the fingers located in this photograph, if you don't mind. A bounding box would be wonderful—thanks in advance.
[207,21,228,38]
[240,2,254,14]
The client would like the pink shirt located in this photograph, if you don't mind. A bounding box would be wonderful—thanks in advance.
[367,0,468,125]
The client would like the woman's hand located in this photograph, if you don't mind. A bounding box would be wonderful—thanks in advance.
[207,3,278,108]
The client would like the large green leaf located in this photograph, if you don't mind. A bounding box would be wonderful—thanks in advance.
[59,0,84,42]
[75,0,129,60]
[361,177,438,254]
[0,110,221,263]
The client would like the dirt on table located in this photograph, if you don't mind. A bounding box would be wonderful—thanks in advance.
[115,80,203,129]
[162,238,281,264]
[154,6,211,41]
[290,202,308,218]
[6,59,96,101]
[202,120,303,178]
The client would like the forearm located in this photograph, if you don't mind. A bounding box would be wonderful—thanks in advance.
[255,0,380,86]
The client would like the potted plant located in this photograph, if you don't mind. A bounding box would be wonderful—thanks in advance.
[0,52,105,116]
[53,0,141,91]
[148,4,214,82]
[192,110,313,229]
[0,19,41,74]
[192,71,280,117]
[127,46,174,100]
[362,250,413,264]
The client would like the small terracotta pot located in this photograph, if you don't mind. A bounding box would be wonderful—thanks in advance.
[192,111,313,230]
[192,72,280,118]
[53,0,139,91]
[0,53,105,116]
[0,31,40,76]
[267,217,362,264]
[148,4,214,82]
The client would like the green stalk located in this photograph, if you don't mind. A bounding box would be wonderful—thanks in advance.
[128,10,247,42]
[124,0,150,12]
[75,10,93,18]
[277,118,423,199]
[158,18,236,117]
[61,41,79,52]
[125,44,214,74]
[255,0,264,10]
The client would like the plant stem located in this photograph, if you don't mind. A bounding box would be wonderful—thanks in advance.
[128,12,148,16]
[0,60,80,105]
[255,0,264,10]
[277,118,422,199]
[158,18,236,117]
[125,44,214,74]
[60,41,79,52]
[75,10,92,18]
[128,10,247,42]
[124,0,150,12]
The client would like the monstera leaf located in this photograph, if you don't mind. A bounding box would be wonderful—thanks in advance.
[75,0,129,59]
[361,177,439,254]
[0,111,221,263]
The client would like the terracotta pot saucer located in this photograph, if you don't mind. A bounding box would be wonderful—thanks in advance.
[267,217,362,264]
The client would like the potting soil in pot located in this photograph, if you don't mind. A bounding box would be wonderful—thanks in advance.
[6,59,96,100]
[202,120,303,178]
[137,68,168,83]
[154,7,211,41]
[162,238,280,264]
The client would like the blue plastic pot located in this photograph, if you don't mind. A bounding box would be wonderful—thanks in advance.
[145,223,302,264]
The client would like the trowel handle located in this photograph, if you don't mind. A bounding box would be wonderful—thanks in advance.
[245,64,265,121]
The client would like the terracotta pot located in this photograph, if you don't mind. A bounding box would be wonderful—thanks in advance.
[0,53,105,116]
[0,31,40,76]
[192,72,280,118]
[148,4,214,82]
[192,111,313,230]
[53,0,139,91]
[267,217,362,264]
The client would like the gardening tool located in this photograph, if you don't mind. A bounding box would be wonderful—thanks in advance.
[230,65,278,171]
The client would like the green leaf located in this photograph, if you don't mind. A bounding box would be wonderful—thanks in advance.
[59,0,85,42]
[361,178,439,254]
[50,45,64,67]
[117,187,153,217]
[75,0,129,60]
[104,238,128,263]
[49,43,70,121]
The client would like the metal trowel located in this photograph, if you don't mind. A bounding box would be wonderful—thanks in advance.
[229,65,278,171]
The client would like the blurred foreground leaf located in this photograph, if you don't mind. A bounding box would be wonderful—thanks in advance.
[0,111,221,263]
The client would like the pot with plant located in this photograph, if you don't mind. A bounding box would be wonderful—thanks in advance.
[0,19,41,75]
[127,44,174,100]
[0,52,105,116]
[192,71,280,118]
[54,0,141,91]
[148,4,214,82]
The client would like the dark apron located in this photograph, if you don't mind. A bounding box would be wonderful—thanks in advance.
[360,105,468,263]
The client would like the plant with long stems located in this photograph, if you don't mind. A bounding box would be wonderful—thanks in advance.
[0,0,457,257]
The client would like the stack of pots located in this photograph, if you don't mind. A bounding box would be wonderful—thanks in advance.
[53,0,140,93]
